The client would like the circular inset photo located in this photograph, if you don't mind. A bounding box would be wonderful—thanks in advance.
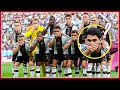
[77,24,112,59]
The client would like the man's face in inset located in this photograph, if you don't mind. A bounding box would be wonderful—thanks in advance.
[85,35,101,47]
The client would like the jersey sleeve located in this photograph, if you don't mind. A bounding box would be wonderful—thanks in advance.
[24,27,32,38]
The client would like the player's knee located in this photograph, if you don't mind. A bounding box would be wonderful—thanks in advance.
[14,62,20,67]
[87,63,93,71]
[102,64,107,72]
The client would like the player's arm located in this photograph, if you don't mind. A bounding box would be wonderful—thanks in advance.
[6,31,14,41]
[30,40,38,51]
[78,21,84,33]
[48,36,56,48]
[42,24,50,35]
[82,44,98,55]
[25,30,32,38]
[63,39,73,51]
[82,45,92,55]
[13,44,20,55]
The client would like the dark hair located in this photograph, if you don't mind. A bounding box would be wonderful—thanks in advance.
[18,34,24,38]
[85,28,102,39]
[54,26,61,30]
[82,13,90,17]
[65,14,72,18]
[37,31,44,35]
[49,16,55,20]
[32,19,39,23]
[14,22,21,24]
[71,30,78,35]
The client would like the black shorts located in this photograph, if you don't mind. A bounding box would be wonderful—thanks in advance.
[68,54,78,61]
[12,53,18,62]
[52,54,68,61]
[106,52,111,61]
[36,54,50,62]
[88,59,101,63]
[15,56,29,63]
[49,50,54,63]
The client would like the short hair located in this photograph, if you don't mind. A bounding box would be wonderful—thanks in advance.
[14,22,21,25]
[54,26,61,30]
[82,13,90,17]
[37,31,44,35]
[71,30,78,35]
[65,14,72,18]
[18,34,24,38]
[32,18,39,23]
[85,28,102,39]
[49,16,55,20]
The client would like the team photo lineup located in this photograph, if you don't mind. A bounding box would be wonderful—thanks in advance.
[1,12,119,78]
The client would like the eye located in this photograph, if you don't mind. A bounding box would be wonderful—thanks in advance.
[93,39,97,42]
[87,39,91,42]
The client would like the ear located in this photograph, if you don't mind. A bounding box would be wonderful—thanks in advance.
[99,38,103,43]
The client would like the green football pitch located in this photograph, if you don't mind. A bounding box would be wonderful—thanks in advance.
[1,62,119,78]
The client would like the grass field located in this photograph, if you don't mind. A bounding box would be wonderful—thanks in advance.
[2,62,119,78]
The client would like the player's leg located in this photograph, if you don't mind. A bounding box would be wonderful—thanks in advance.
[96,63,101,78]
[14,62,20,78]
[12,53,18,77]
[74,60,79,77]
[58,60,62,77]
[51,54,58,78]
[87,60,93,78]
[29,52,35,78]
[63,54,68,77]
[82,59,87,77]
[101,60,107,78]
[14,56,21,78]
[63,60,68,77]
[106,53,111,78]
[36,62,42,78]
[67,59,74,78]
[23,60,28,78]
[92,63,96,78]
[45,54,50,77]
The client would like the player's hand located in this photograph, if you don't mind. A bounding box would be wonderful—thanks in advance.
[36,37,43,43]
[29,61,34,66]
[101,40,109,48]
[55,33,61,38]
[88,44,98,53]
[18,41,24,47]
[71,36,77,41]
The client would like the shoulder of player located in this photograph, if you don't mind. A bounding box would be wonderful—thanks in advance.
[62,33,70,38]
[38,25,44,30]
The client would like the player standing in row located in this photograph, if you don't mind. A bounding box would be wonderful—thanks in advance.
[63,30,79,77]
[25,19,45,77]
[7,22,28,77]
[78,13,90,77]
[48,26,70,77]
[30,31,50,77]
[13,34,30,77]
[61,14,79,77]
[43,16,57,77]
